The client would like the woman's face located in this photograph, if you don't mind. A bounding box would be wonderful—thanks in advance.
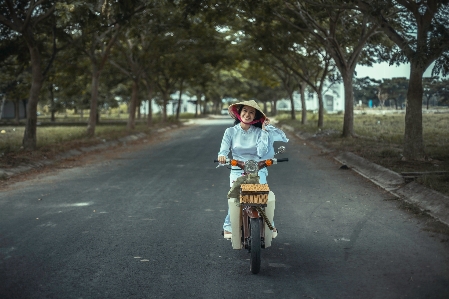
[240,105,256,123]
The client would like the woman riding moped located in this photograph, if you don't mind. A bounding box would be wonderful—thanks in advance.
[217,100,288,239]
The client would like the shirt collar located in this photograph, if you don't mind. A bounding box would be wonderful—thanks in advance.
[236,123,254,133]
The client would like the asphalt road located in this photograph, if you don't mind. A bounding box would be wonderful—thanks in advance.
[1,119,448,299]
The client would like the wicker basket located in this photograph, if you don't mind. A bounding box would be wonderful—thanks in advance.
[240,184,270,204]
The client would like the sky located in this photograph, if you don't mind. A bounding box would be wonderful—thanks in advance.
[355,62,435,80]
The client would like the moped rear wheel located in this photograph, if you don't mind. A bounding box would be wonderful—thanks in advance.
[249,218,261,274]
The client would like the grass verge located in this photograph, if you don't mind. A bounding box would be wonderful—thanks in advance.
[0,118,187,169]
[276,111,449,197]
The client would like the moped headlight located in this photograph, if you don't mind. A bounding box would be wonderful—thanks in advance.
[244,160,258,174]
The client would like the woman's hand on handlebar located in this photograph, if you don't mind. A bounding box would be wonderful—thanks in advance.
[218,155,227,164]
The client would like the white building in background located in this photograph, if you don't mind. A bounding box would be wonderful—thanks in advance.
[140,93,200,116]
[276,81,345,113]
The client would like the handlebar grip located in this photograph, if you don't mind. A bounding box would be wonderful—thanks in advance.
[214,160,219,163]
[277,158,289,162]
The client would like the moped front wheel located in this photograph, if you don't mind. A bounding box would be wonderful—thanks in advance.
[249,218,261,274]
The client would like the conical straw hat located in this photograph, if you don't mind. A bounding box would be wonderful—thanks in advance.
[227,100,266,122]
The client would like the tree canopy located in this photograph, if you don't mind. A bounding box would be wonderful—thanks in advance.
[1,0,448,161]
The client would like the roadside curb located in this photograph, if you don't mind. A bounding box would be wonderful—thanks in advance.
[393,182,449,227]
[334,151,405,191]
[281,124,449,227]
[0,123,188,180]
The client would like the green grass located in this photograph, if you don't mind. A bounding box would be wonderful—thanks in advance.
[0,110,194,154]
[277,112,449,153]
[35,112,198,122]
[277,111,449,196]
[0,124,146,153]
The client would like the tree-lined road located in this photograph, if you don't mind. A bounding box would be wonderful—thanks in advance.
[1,120,448,299]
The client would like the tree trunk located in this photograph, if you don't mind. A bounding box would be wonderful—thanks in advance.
[176,80,183,120]
[147,99,153,125]
[403,63,425,160]
[0,96,5,120]
[87,66,100,137]
[14,100,20,124]
[288,90,296,120]
[203,96,208,115]
[22,37,43,150]
[162,91,168,122]
[145,84,153,126]
[214,101,219,114]
[317,91,324,128]
[194,101,198,117]
[271,100,277,116]
[300,81,307,125]
[137,100,141,120]
[341,71,354,137]
[49,84,55,122]
[127,80,138,130]
[195,92,201,118]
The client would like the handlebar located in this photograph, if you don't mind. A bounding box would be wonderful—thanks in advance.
[214,158,288,170]
[213,158,288,163]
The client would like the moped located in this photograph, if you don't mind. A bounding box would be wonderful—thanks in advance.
[215,147,288,274]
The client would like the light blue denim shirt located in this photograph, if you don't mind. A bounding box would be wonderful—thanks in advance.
[218,124,270,161]
[260,124,289,160]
